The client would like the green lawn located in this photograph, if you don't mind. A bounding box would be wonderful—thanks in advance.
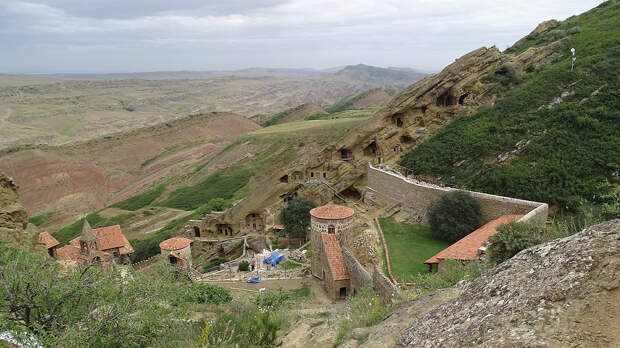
[378,217,451,281]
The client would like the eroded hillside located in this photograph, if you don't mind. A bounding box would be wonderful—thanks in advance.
[0,112,259,228]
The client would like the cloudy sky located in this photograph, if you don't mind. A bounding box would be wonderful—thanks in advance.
[0,0,605,74]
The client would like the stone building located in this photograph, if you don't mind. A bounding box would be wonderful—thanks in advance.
[52,221,134,266]
[310,204,355,300]
[160,237,192,266]
[424,215,522,272]
[38,232,59,257]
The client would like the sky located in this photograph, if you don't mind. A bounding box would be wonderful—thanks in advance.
[0,0,606,74]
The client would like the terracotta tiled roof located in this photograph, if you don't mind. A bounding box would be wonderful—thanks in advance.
[93,225,134,254]
[321,233,349,281]
[160,237,192,251]
[38,232,59,249]
[69,237,81,247]
[425,215,523,264]
[310,205,355,220]
[169,251,186,262]
[56,245,83,262]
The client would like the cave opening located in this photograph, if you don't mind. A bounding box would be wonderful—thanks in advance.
[400,135,414,144]
[339,186,362,201]
[279,174,289,183]
[436,89,456,107]
[391,114,404,127]
[363,140,378,156]
[458,93,470,105]
[340,149,352,160]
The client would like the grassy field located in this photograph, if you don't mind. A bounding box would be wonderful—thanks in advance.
[304,108,379,120]
[378,217,450,280]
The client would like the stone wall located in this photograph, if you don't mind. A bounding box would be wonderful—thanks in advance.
[366,164,548,224]
[342,247,372,294]
[373,266,398,304]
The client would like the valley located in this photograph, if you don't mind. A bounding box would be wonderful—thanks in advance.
[0,1,618,347]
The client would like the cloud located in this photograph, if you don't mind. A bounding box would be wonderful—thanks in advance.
[0,0,606,73]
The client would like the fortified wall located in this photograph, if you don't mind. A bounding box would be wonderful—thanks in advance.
[365,164,548,224]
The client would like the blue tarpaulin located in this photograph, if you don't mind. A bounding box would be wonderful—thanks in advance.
[263,252,285,267]
[247,277,260,283]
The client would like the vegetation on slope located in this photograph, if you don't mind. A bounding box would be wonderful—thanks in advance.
[400,1,620,210]
[0,245,225,347]
[110,184,165,211]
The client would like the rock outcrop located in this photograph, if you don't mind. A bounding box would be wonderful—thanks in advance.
[0,170,40,251]
[0,171,28,231]
[393,220,620,347]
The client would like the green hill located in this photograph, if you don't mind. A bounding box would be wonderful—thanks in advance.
[400,1,619,211]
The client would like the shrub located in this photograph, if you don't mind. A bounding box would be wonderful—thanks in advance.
[409,259,490,293]
[334,286,392,346]
[426,191,484,243]
[251,289,291,311]
[181,284,232,305]
[279,197,317,239]
[238,260,249,271]
[202,258,228,272]
[203,300,287,347]
[487,221,545,264]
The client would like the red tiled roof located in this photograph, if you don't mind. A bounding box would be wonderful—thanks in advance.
[38,232,59,249]
[169,251,186,262]
[310,205,355,220]
[425,215,523,264]
[321,233,349,281]
[160,237,192,251]
[69,237,81,247]
[93,225,134,254]
[56,245,83,262]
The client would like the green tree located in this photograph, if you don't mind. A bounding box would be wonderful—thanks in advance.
[426,191,484,243]
[279,198,317,240]
[486,221,545,264]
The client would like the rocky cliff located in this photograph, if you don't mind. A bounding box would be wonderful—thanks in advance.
[0,170,36,249]
[383,220,620,347]
[0,171,27,231]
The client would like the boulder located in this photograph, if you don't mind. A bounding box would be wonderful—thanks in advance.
[394,220,620,347]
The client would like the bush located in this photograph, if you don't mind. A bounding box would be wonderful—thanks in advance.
[202,258,228,273]
[178,284,232,305]
[251,289,291,311]
[409,259,490,293]
[238,260,249,271]
[279,197,317,239]
[487,221,544,264]
[426,191,484,243]
[334,286,392,346]
[202,300,287,347]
